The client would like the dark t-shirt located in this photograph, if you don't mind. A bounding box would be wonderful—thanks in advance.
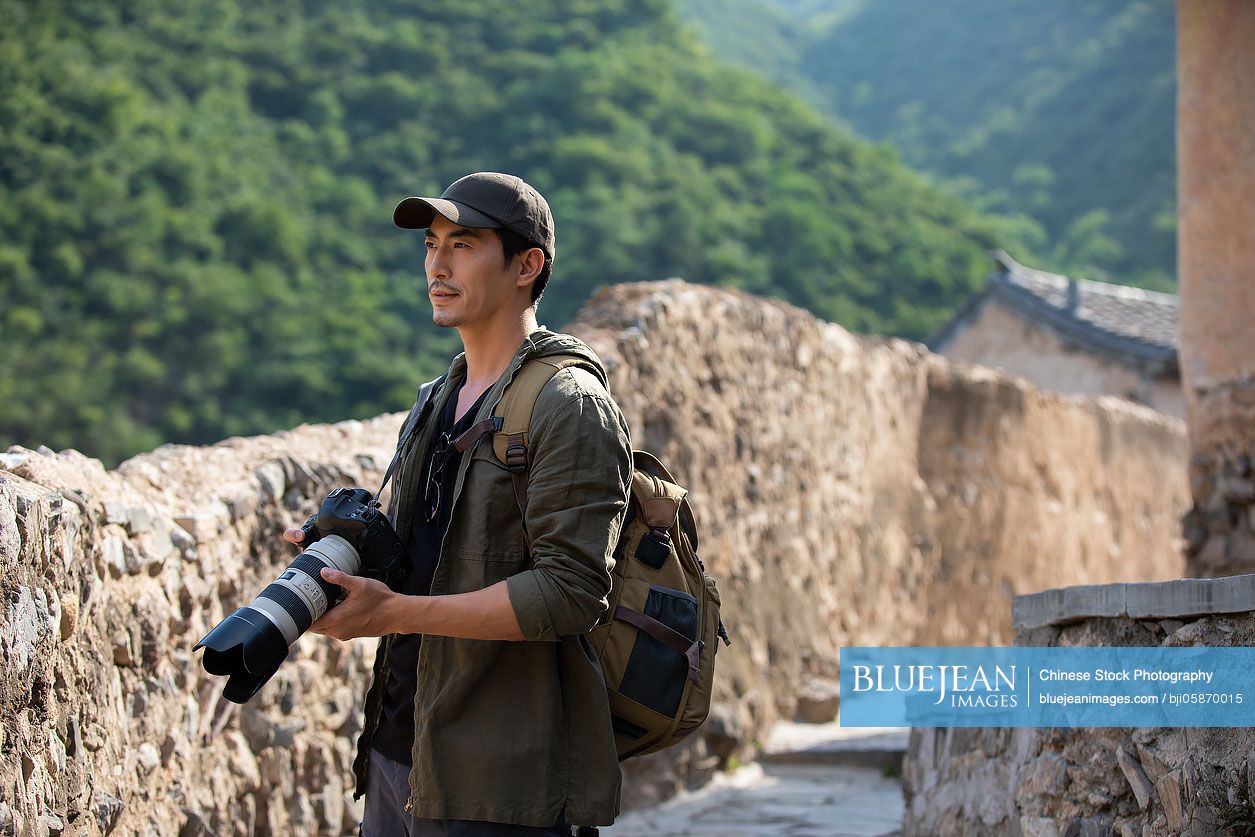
[373,376,489,765]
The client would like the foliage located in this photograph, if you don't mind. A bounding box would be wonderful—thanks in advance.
[0,0,1026,464]
[679,0,1177,288]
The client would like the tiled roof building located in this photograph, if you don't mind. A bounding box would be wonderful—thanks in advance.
[928,251,1182,417]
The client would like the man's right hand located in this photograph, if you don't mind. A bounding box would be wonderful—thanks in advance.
[283,528,306,549]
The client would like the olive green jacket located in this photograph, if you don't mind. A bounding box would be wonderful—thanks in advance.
[351,327,633,827]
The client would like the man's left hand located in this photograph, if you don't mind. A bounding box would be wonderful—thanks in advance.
[310,569,399,641]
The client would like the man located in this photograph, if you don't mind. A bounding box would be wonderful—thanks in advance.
[283,172,632,835]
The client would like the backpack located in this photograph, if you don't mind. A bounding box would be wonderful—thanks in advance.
[479,354,731,760]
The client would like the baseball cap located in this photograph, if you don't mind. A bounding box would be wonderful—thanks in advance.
[393,172,555,261]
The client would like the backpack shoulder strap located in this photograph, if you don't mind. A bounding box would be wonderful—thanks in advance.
[443,354,600,553]
[491,354,593,466]
[488,354,597,554]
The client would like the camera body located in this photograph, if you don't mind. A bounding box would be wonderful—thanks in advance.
[300,487,408,590]
[196,487,409,704]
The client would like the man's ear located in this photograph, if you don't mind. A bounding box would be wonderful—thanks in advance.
[515,247,545,290]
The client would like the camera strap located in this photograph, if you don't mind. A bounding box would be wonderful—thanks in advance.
[377,373,447,503]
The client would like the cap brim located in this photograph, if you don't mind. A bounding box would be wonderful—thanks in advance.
[393,197,501,230]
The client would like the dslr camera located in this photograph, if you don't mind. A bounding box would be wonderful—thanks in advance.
[195,488,408,703]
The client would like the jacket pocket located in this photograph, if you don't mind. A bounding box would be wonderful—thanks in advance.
[458,445,527,563]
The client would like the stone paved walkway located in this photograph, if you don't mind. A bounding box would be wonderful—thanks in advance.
[603,722,907,836]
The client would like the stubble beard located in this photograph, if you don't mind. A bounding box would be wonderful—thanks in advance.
[430,301,464,328]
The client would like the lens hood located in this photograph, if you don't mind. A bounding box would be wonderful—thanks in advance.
[195,608,291,704]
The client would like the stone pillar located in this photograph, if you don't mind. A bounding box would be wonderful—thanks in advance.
[1177,0,1255,576]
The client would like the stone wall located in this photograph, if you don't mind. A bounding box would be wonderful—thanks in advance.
[901,575,1255,836]
[917,358,1188,646]
[1,425,398,836]
[0,280,1191,833]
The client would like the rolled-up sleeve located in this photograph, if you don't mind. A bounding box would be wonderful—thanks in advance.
[506,372,633,641]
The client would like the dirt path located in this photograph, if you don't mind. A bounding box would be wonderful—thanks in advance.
[603,722,908,836]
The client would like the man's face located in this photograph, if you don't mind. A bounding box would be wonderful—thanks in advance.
[423,214,519,330]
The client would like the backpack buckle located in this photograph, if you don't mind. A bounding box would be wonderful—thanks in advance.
[685,640,704,683]
[505,443,528,473]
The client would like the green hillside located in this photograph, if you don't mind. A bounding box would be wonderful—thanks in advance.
[680,0,1177,289]
[1,0,1028,465]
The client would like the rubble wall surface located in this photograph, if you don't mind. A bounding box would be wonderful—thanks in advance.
[0,281,1188,833]
[1,424,397,837]
[901,576,1255,836]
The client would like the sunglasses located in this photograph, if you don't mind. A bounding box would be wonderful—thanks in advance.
[424,430,458,524]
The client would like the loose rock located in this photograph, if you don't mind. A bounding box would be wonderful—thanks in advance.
[793,677,840,724]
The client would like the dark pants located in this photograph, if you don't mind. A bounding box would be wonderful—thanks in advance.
[361,749,571,837]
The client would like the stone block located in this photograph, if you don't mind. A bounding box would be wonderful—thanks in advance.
[136,743,160,775]
[239,708,304,753]
[136,525,175,574]
[46,730,66,775]
[41,811,64,834]
[1219,478,1255,503]
[161,733,187,766]
[173,501,230,543]
[1155,770,1184,831]
[1249,752,1255,812]
[168,523,197,562]
[0,484,21,568]
[104,502,153,534]
[1065,814,1113,837]
[103,502,125,526]
[355,453,384,474]
[0,451,29,470]
[1013,583,1127,630]
[3,586,53,672]
[1017,575,1255,628]
[1115,815,1143,837]
[100,536,124,578]
[227,732,262,792]
[112,630,137,667]
[93,791,123,834]
[100,534,141,578]
[1134,742,1170,784]
[178,809,213,837]
[700,702,744,762]
[1116,746,1154,811]
[254,463,286,504]
[55,500,79,573]
[1021,751,1070,798]
[225,492,257,523]
[793,677,840,724]
[1020,816,1063,837]
[1125,574,1255,619]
